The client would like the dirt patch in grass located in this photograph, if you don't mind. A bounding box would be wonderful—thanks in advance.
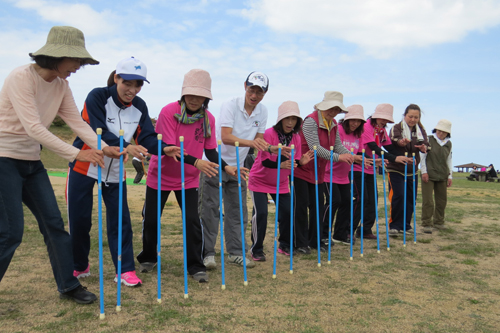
[1,176,500,332]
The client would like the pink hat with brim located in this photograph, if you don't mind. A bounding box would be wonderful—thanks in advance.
[371,103,394,123]
[277,101,302,124]
[344,104,366,121]
[181,69,212,100]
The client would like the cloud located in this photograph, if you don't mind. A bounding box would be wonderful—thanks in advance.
[241,0,500,57]
[13,0,116,36]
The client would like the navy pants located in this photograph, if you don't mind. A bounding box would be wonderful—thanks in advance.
[388,172,418,231]
[67,168,136,274]
[322,182,351,241]
[352,171,376,236]
[0,158,81,293]
[294,177,325,249]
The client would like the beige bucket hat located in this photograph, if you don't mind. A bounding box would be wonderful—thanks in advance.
[314,91,348,113]
[29,26,99,65]
[371,103,394,123]
[276,101,303,124]
[181,69,212,100]
[434,119,452,134]
[344,104,366,121]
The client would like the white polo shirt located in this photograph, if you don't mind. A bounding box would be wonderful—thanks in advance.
[216,96,268,167]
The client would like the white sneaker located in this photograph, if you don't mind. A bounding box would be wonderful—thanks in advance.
[227,254,256,268]
[203,256,217,270]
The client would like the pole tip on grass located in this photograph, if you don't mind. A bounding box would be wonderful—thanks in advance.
[403,244,407,248]
[387,248,390,251]
[157,299,162,304]
[414,241,417,244]
[157,134,162,140]
[97,128,102,135]
[116,306,121,312]
[290,270,293,274]
[99,313,105,320]
[328,261,331,264]
[360,254,364,258]
[119,129,124,136]
[377,250,381,253]
[317,263,321,267]
[244,281,248,286]
[221,285,226,290]
[272,275,276,279]
[184,294,189,299]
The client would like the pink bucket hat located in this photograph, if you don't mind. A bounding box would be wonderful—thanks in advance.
[344,105,366,121]
[371,103,394,123]
[276,101,302,124]
[181,69,212,100]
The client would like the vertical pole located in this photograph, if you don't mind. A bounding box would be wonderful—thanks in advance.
[218,140,226,290]
[373,151,380,254]
[180,136,189,298]
[360,149,365,258]
[412,153,417,244]
[381,151,390,251]
[403,152,408,248]
[272,144,282,279]
[116,129,124,312]
[328,146,333,264]
[97,128,105,320]
[313,146,321,267]
[350,148,354,260]
[235,142,248,285]
[157,134,162,303]
[289,145,295,275]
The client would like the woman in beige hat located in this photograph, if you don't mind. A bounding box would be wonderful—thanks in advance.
[420,119,452,234]
[0,26,123,304]
[248,101,313,259]
[293,91,355,253]
[136,69,238,282]
[67,57,180,287]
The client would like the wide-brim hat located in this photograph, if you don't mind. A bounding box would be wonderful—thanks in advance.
[434,119,452,134]
[181,69,212,100]
[277,101,303,124]
[29,26,99,65]
[344,104,366,121]
[314,91,348,113]
[371,103,394,123]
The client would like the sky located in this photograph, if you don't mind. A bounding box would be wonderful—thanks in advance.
[1,0,499,170]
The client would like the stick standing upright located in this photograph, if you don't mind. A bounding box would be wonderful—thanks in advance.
[290,144,295,274]
[235,142,248,285]
[157,134,162,303]
[272,144,282,279]
[373,151,381,254]
[116,129,124,312]
[180,136,189,298]
[97,128,105,319]
[381,151,390,251]
[218,140,226,290]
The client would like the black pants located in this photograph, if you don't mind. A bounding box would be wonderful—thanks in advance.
[351,171,377,236]
[250,191,291,254]
[388,172,417,231]
[136,186,205,275]
[294,177,325,249]
[322,182,351,241]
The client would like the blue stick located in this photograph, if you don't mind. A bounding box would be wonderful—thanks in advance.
[350,148,354,260]
[97,129,105,320]
[218,140,226,290]
[327,146,333,264]
[373,151,380,254]
[289,145,295,274]
[272,144,282,279]
[180,137,189,298]
[157,134,162,303]
[116,129,124,312]
[381,151,390,251]
[403,152,408,247]
[235,142,248,285]
[412,153,417,244]
[313,146,321,267]
[360,149,365,258]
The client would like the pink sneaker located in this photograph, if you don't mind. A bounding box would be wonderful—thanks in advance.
[73,264,90,279]
[114,271,142,287]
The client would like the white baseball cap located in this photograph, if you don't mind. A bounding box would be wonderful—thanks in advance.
[245,71,269,92]
[116,56,150,83]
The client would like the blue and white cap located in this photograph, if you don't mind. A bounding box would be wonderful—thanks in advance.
[245,71,269,92]
[116,56,150,83]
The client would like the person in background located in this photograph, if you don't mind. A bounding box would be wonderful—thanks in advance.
[0,26,123,304]
[67,57,180,287]
[387,104,429,235]
[248,101,313,260]
[294,91,354,254]
[420,119,453,233]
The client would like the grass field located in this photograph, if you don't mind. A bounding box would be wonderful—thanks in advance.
[2,126,500,332]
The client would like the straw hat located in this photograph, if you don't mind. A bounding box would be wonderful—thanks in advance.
[314,91,348,113]
[181,69,212,99]
[29,26,99,65]
[371,103,394,123]
[434,119,452,134]
[344,104,366,121]
[276,101,302,124]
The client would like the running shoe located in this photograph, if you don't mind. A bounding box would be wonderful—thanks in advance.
[73,264,90,279]
[114,271,142,287]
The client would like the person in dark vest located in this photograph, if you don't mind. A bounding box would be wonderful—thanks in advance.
[420,119,452,233]
[293,91,354,254]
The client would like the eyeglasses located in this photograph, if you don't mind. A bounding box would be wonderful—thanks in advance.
[246,87,265,97]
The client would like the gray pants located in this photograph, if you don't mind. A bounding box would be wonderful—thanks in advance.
[421,178,448,227]
[198,172,248,257]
